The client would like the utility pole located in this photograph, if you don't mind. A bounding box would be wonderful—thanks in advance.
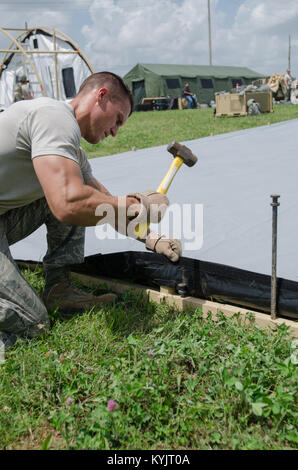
[208,0,212,66]
[288,35,291,70]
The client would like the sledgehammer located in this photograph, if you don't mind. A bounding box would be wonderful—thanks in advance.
[135,141,198,239]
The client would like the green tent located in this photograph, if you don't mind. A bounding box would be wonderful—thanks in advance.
[124,63,265,105]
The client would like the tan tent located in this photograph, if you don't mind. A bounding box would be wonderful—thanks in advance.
[267,74,287,97]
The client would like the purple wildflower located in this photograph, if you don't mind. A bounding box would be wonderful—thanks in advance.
[107,399,119,411]
[66,397,73,405]
[147,349,153,356]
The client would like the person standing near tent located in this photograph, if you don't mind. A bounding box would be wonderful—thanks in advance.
[182,82,198,109]
[0,71,181,348]
[13,74,33,102]
[284,68,293,101]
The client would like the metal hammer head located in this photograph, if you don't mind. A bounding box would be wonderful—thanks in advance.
[167,141,198,167]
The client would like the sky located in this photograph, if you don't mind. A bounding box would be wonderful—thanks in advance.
[0,0,297,77]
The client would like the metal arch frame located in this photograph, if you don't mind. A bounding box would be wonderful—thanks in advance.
[0,26,46,95]
[47,26,95,73]
[0,26,94,72]
[0,26,95,99]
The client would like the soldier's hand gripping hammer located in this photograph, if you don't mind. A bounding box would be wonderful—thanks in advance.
[134,141,198,239]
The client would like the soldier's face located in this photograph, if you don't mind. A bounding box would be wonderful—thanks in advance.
[86,90,131,144]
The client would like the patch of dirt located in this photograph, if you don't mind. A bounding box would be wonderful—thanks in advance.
[12,423,66,450]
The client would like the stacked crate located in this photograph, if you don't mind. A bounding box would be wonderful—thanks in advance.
[215,91,273,117]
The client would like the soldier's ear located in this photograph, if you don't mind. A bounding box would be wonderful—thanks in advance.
[97,88,108,103]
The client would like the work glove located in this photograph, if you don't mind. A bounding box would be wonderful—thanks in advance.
[98,192,168,238]
[145,231,182,263]
[127,190,169,224]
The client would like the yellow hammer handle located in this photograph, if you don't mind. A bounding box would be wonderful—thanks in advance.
[134,156,184,239]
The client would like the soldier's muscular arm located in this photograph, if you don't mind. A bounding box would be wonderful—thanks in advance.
[33,155,124,226]
[86,177,112,196]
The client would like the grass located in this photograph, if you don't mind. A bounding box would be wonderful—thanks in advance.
[1,105,298,450]
[0,268,297,450]
[81,104,298,158]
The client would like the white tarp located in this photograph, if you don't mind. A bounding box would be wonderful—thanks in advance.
[0,70,15,107]
[0,30,92,105]
[10,119,298,282]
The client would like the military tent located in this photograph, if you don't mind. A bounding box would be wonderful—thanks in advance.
[0,26,94,107]
[124,63,264,106]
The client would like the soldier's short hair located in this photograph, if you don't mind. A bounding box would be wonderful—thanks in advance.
[78,72,134,116]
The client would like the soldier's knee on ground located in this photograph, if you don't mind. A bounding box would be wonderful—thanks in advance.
[0,302,50,348]
[0,300,50,341]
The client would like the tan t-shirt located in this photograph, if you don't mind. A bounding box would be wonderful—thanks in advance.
[0,97,93,215]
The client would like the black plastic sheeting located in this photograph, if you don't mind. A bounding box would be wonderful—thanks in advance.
[70,251,298,320]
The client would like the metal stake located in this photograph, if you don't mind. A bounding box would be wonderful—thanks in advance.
[177,267,188,297]
[270,195,280,320]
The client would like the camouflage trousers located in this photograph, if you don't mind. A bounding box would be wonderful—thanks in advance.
[0,197,85,348]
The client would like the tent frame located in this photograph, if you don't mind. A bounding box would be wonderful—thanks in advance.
[0,26,94,100]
